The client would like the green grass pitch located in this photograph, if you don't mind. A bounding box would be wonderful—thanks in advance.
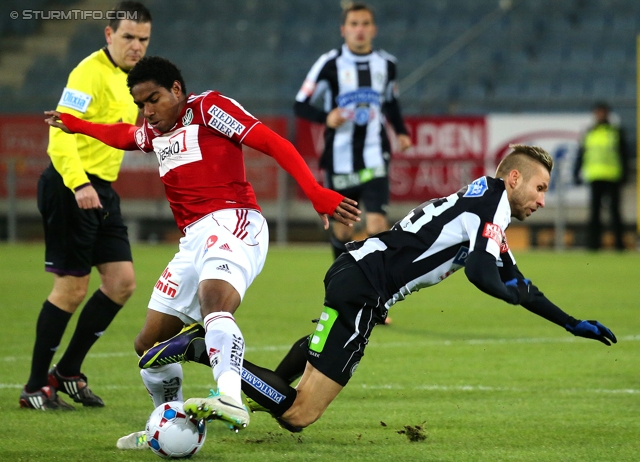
[1,243,638,461]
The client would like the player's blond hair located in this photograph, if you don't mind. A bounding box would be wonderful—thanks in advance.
[495,144,553,179]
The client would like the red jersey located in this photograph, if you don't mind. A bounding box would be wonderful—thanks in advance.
[134,91,261,230]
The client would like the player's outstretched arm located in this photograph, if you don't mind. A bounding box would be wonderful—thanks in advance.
[44,110,140,151]
[243,123,361,229]
[465,251,616,345]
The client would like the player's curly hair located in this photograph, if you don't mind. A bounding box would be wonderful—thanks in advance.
[496,144,553,178]
[127,56,187,94]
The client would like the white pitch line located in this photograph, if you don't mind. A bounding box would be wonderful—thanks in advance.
[2,335,638,363]
[2,382,637,395]
[360,383,640,394]
[368,334,640,349]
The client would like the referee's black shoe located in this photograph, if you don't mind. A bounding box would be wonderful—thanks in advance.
[19,385,75,410]
[48,365,105,407]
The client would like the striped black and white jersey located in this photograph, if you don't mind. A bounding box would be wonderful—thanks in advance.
[346,176,516,309]
[294,44,408,175]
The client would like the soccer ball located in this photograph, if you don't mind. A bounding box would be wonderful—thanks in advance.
[146,401,207,458]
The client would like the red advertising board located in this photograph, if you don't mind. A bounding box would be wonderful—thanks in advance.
[294,115,488,202]
[0,115,50,158]
[391,116,487,201]
[0,115,50,197]
[0,115,289,201]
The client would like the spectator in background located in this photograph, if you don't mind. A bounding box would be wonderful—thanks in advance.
[294,2,412,261]
[20,1,152,411]
[573,101,628,251]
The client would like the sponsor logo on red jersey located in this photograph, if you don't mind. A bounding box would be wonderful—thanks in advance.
[206,105,245,137]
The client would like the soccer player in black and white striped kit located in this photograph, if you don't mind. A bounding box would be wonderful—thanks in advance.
[294,2,412,261]
[236,144,616,431]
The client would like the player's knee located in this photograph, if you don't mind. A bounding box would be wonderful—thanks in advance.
[133,334,153,357]
[53,285,88,309]
[100,263,136,304]
[119,277,136,300]
[101,277,135,306]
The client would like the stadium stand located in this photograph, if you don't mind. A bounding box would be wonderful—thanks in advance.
[2,0,634,146]
[0,0,637,244]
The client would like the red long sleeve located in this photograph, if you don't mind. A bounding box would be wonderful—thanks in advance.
[59,113,140,151]
[242,123,344,215]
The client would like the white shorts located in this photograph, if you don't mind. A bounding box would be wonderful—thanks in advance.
[148,209,269,324]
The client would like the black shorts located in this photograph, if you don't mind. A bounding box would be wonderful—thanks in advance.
[37,164,132,276]
[326,175,389,215]
[306,253,387,386]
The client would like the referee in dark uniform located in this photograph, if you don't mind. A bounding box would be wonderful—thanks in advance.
[20,2,151,411]
[294,2,412,261]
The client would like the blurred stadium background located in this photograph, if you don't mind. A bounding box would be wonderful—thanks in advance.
[0,0,637,248]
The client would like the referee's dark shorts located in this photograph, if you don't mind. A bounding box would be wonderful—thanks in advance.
[306,253,387,386]
[37,163,132,276]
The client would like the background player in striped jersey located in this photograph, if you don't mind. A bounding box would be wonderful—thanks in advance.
[45,56,360,447]
[294,2,412,262]
[232,144,615,431]
[21,1,152,411]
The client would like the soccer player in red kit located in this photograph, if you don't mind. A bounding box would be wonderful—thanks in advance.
[45,56,360,447]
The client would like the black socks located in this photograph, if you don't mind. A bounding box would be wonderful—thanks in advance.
[241,359,297,417]
[26,300,72,391]
[274,335,309,384]
[57,290,122,376]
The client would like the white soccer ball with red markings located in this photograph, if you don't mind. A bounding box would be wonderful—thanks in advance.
[146,401,207,458]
